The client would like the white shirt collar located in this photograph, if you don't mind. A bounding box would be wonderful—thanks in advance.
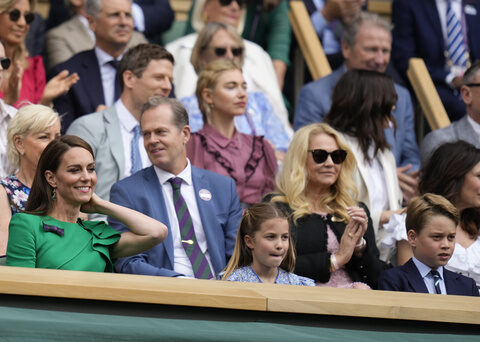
[154,159,193,187]
[115,99,138,133]
[412,256,444,279]
[94,46,126,66]
[77,15,95,41]
[0,99,16,120]
[467,114,480,136]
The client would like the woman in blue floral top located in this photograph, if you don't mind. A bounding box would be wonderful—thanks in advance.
[0,105,60,256]
[220,202,314,286]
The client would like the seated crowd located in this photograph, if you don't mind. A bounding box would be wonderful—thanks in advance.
[0,0,479,298]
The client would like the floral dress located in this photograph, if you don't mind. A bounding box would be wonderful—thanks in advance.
[0,175,30,214]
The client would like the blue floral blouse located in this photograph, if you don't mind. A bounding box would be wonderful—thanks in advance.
[224,266,315,286]
[0,175,30,214]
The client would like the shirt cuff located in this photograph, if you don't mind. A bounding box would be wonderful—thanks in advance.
[131,3,145,32]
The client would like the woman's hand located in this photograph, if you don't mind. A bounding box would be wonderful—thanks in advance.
[334,206,367,267]
[3,61,23,105]
[80,192,104,214]
[40,69,79,106]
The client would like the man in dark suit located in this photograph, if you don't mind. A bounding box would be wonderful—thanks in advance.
[421,61,480,164]
[51,0,137,130]
[378,194,479,296]
[295,12,420,202]
[392,0,480,121]
[109,97,243,278]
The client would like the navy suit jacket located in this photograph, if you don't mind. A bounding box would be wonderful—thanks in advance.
[50,49,107,130]
[378,258,479,296]
[108,165,243,277]
[392,0,480,120]
[294,67,420,170]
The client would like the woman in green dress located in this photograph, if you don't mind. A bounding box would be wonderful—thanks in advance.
[6,135,168,272]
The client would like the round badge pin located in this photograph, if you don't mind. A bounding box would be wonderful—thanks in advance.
[199,189,212,201]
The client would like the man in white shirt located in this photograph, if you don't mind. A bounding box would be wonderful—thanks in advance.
[51,0,144,130]
[0,41,17,177]
[108,96,242,277]
[421,61,480,163]
[67,43,173,209]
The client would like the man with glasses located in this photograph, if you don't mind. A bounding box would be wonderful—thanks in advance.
[0,41,17,177]
[421,61,480,164]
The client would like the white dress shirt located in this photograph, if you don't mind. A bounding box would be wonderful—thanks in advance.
[94,47,125,107]
[412,256,447,294]
[154,160,214,277]
[0,100,17,177]
[115,100,150,178]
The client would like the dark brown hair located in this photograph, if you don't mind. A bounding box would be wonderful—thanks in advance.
[325,69,397,163]
[419,141,480,238]
[406,193,459,234]
[26,135,95,215]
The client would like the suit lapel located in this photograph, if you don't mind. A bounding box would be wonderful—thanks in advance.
[423,0,445,52]
[104,106,125,177]
[377,150,402,210]
[80,50,105,109]
[144,166,175,267]
[464,0,480,59]
[454,116,479,147]
[403,259,429,293]
[443,268,461,295]
[68,16,94,53]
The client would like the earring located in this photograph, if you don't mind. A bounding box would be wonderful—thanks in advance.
[52,188,57,200]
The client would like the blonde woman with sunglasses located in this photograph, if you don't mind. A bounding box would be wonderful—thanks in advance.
[0,0,78,108]
[267,123,389,289]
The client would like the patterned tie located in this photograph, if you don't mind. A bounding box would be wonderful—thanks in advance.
[430,270,442,294]
[130,125,143,175]
[168,177,214,279]
[107,59,121,100]
[446,0,468,68]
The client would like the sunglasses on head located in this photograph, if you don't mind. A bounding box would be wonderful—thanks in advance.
[7,8,35,25]
[213,46,243,57]
[0,57,10,70]
[308,149,347,164]
[219,0,246,6]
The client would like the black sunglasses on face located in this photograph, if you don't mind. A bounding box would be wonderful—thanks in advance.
[7,8,35,25]
[213,46,243,57]
[0,57,10,70]
[308,149,347,164]
[465,83,480,87]
[219,0,246,6]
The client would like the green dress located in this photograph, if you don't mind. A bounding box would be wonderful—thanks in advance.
[6,213,121,272]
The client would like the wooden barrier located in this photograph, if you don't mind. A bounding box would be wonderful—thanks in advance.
[407,58,451,130]
[0,266,479,325]
[289,0,332,80]
[368,0,392,17]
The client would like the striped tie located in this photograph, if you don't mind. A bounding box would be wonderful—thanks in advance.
[446,0,468,68]
[168,177,214,279]
[430,270,442,294]
[130,125,143,175]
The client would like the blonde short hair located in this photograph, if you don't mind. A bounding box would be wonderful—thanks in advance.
[273,123,358,223]
[7,104,60,169]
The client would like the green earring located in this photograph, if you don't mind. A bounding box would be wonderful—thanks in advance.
[52,188,57,200]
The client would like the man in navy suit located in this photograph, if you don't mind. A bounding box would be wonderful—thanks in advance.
[109,97,243,277]
[295,12,420,202]
[378,194,479,296]
[392,0,480,121]
[51,0,137,130]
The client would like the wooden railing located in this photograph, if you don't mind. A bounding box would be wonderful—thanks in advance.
[407,58,451,130]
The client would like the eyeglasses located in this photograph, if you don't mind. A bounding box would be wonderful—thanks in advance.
[0,57,10,70]
[465,83,480,87]
[211,46,244,57]
[219,0,246,6]
[307,149,347,164]
[7,8,35,25]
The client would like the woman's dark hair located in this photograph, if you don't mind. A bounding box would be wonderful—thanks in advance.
[419,141,480,238]
[26,135,95,215]
[324,69,397,162]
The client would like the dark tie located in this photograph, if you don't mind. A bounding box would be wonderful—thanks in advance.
[430,270,442,294]
[168,177,214,279]
[107,59,121,100]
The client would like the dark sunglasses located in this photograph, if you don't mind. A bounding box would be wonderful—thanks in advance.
[213,46,243,57]
[7,8,35,25]
[308,149,347,164]
[465,83,480,87]
[0,57,10,70]
[219,0,246,6]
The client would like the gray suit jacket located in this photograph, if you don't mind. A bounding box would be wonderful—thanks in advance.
[66,106,125,203]
[45,15,148,71]
[420,115,480,164]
